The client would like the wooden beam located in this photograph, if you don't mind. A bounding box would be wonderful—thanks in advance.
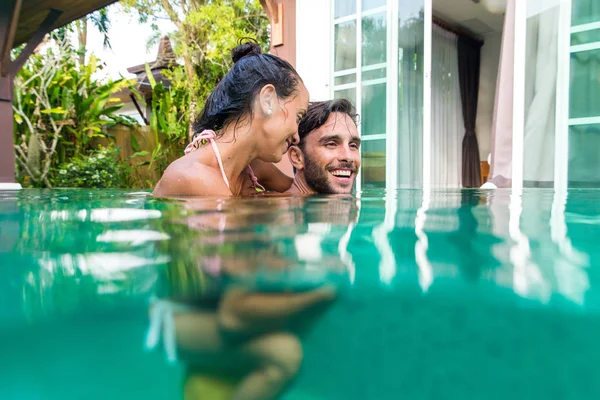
[10,8,62,75]
[0,4,12,61]
[260,0,281,23]
[130,93,149,126]
[0,0,22,76]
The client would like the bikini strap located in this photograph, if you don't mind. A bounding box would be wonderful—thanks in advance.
[184,130,230,189]
[246,165,266,192]
[185,130,265,193]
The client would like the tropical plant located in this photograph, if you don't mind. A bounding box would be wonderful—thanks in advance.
[140,63,190,172]
[52,6,113,67]
[75,7,112,66]
[52,145,129,189]
[13,37,137,188]
[121,0,270,138]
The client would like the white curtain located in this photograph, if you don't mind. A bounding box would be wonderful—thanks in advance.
[397,18,424,188]
[431,25,464,188]
[522,6,559,185]
[488,0,515,187]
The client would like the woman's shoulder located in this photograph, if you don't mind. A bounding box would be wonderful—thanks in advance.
[153,157,229,197]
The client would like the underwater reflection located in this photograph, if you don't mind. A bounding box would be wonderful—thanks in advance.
[485,189,591,304]
[149,195,360,400]
[4,189,600,400]
[0,191,173,324]
[550,190,590,304]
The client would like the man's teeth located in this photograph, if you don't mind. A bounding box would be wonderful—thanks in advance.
[331,170,351,177]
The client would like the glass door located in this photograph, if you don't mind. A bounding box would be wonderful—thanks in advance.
[515,0,600,190]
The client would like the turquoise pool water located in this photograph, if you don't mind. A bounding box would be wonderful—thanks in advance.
[1,188,599,399]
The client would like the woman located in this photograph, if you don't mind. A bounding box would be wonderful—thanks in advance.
[148,42,335,400]
[153,41,304,197]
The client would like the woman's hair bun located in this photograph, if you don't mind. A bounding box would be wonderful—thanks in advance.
[231,41,262,64]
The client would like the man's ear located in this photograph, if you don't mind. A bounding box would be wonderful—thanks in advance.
[288,145,305,171]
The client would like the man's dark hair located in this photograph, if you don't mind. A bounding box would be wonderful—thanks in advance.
[297,99,359,149]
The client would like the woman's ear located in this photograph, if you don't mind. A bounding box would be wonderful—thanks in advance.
[258,84,276,117]
[288,145,305,171]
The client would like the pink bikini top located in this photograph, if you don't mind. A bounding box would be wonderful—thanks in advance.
[184,129,265,193]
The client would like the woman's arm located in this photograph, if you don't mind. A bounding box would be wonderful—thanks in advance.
[250,159,294,193]
[218,286,336,332]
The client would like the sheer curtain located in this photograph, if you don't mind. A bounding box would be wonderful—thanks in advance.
[487,0,515,188]
[522,5,559,186]
[431,24,463,188]
[397,14,424,188]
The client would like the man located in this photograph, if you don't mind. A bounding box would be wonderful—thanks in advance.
[287,99,361,195]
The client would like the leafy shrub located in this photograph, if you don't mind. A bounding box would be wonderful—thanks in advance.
[52,146,129,188]
[13,37,138,188]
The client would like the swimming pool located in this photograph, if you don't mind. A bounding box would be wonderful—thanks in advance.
[1,188,599,399]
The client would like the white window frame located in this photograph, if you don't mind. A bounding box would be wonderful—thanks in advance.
[554,0,572,193]
[423,0,432,191]
[511,0,527,192]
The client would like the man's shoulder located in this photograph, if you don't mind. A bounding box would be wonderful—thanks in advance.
[249,159,293,193]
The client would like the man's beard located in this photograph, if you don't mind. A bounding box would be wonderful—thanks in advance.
[304,154,353,194]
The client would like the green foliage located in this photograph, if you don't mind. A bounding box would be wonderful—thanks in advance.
[13,37,138,188]
[142,63,190,170]
[88,7,112,49]
[121,0,270,136]
[51,146,129,188]
[185,0,270,106]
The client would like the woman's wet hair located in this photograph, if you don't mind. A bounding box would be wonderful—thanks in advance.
[297,99,359,149]
[193,40,301,138]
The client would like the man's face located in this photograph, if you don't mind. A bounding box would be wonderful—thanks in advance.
[300,112,361,194]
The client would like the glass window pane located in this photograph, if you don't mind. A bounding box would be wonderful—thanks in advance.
[362,68,386,81]
[397,2,424,188]
[571,29,600,46]
[362,0,386,11]
[569,124,600,187]
[572,0,600,26]
[362,12,387,66]
[570,48,600,119]
[362,140,386,189]
[334,74,357,86]
[334,21,357,71]
[334,88,357,106]
[335,0,356,19]
[361,83,386,136]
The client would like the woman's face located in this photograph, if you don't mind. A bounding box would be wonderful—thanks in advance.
[258,82,310,163]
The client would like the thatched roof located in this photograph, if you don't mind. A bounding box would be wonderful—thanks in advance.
[14,0,119,47]
[127,36,177,74]
[125,36,178,98]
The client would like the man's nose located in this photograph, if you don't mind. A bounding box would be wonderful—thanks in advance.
[338,144,354,161]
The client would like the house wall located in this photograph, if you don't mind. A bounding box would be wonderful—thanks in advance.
[476,31,502,161]
[269,0,297,66]
[263,0,299,177]
[296,0,332,101]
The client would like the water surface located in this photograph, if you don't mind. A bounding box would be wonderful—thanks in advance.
[1,188,599,399]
